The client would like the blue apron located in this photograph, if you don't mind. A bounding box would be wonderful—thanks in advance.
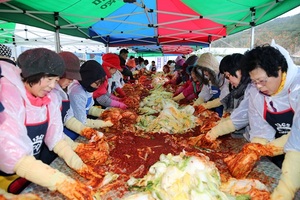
[62,99,79,140]
[86,96,92,115]
[111,81,116,93]
[209,85,223,117]
[64,96,92,140]
[0,107,49,194]
[263,98,294,168]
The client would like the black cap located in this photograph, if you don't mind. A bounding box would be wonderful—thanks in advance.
[17,48,65,78]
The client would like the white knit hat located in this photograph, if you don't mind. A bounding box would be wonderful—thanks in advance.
[197,53,219,72]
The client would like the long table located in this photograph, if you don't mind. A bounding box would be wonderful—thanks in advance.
[21,134,300,200]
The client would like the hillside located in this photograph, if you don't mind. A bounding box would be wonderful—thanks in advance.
[212,14,300,55]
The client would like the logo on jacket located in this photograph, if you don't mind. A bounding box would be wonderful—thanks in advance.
[32,134,45,155]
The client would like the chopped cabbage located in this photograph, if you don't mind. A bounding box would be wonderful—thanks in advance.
[126,152,230,200]
[136,103,197,134]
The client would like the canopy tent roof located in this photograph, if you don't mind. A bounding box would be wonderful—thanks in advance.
[0,20,15,44]
[0,21,111,53]
[0,0,299,54]
[0,20,192,56]
[88,0,223,47]
[182,0,300,35]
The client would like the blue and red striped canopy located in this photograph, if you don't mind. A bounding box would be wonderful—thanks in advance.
[89,0,226,48]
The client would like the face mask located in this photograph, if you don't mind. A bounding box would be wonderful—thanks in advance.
[85,85,97,92]
[79,80,98,93]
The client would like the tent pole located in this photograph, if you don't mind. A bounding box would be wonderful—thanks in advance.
[250,26,255,49]
[55,28,61,53]
[13,45,17,61]
[54,12,61,53]
[106,36,110,53]
[250,7,256,49]
[208,35,212,52]
[12,37,17,60]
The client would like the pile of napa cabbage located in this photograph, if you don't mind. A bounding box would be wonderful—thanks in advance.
[124,153,255,200]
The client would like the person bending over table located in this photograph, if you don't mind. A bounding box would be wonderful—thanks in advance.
[67,59,113,140]
[242,41,300,200]
[0,48,96,199]
[93,53,127,109]
[198,53,251,138]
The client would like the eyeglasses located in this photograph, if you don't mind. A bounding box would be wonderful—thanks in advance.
[251,77,269,87]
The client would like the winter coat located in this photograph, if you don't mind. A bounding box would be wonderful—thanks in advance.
[182,81,203,101]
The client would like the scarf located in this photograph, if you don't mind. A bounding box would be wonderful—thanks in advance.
[192,81,203,95]
[272,72,287,96]
[26,89,51,107]
[221,76,250,112]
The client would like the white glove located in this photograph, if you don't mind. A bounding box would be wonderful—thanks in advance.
[53,139,84,170]
[64,136,80,150]
[265,133,290,156]
[53,139,101,180]
[251,133,290,156]
[201,98,221,109]
[86,119,113,129]
[251,137,268,145]
[64,117,87,134]
[173,93,185,101]
[65,117,103,139]
[88,106,105,118]
[14,156,94,199]
[206,118,236,140]
[271,151,300,200]
[193,97,204,106]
